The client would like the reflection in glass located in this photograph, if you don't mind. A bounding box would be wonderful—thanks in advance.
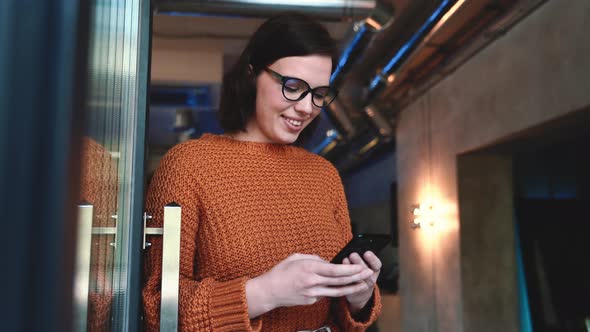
[78,137,119,331]
[73,0,150,330]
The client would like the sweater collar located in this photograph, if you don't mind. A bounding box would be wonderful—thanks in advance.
[201,133,298,156]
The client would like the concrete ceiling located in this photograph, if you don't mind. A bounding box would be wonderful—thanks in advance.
[152,13,354,57]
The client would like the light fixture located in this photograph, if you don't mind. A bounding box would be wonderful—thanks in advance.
[410,203,436,229]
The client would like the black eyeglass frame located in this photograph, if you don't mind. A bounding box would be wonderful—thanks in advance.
[263,67,338,108]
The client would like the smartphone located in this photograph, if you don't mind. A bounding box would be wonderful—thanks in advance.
[330,233,392,264]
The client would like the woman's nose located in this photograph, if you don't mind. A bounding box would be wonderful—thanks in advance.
[294,91,315,115]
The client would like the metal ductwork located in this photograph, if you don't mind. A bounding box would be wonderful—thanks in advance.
[366,0,454,103]
[330,2,395,86]
[376,0,545,111]
[324,99,358,141]
[334,0,455,160]
[308,2,394,155]
[320,0,546,169]
[154,0,378,21]
[311,129,341,155]
[363,104,393,139]
[373,0,468,100]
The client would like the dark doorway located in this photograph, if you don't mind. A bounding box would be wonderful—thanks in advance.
[514,133,590,332]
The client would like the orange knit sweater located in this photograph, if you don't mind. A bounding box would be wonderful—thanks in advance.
[142,133,381,331]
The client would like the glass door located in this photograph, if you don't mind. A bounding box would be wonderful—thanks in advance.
[73,0,151,330]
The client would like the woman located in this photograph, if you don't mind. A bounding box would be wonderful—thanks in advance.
[143,13,382,331]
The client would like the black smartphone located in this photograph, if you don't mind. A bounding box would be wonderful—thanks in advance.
[330,233,392,264]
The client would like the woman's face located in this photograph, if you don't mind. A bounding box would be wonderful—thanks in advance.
[243,55,332,145]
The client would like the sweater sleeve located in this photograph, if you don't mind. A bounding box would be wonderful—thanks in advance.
[327,164,382,331]
[142,144,262,332]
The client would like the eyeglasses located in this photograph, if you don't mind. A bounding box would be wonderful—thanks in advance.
[263,67,338,108]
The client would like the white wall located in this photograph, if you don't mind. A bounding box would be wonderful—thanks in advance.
[151,38,224,84]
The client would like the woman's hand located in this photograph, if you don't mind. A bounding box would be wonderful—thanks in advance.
[246,253,374,318]
[341,251,382,314]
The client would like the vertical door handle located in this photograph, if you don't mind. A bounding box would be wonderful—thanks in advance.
[143,203,181,332]
[73,204,119,332]
[160,203,181,332]
[73,203,93,332]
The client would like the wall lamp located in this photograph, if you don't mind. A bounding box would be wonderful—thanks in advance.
[410,203,436,229]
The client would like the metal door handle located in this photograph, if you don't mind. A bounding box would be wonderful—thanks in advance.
[73,204,118,332]
[73,203,93,332]
[143,203,181,332]
[74,203,182,332]
[160,203,181,332]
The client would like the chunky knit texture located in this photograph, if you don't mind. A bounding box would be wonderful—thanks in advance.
[142,133,381,331]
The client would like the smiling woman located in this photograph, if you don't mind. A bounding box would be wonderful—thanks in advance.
[142,12,383,332]
[236,54,334,144]
[218,13,339,146]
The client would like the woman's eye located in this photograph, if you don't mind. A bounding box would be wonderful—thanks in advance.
[313,88,330,98]
[313,91,326,98]
[284,79,305,92]
[284,85,299,92]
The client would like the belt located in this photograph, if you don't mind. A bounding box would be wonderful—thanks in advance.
[297,326,332,332]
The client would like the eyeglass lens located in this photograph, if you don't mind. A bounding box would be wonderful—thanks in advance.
[282,77,336,108]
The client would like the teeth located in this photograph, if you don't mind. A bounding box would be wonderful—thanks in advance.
[285,118,302,126]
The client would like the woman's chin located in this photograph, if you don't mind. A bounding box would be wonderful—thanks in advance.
[273,131,300,145]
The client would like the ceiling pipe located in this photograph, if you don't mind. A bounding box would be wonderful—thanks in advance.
[357,137,380,155]
[325,104,393,159]
[365,0,454,103]
[154,0,378,21]
[321,0,456,161]
[375,0,469,99]
[330,0,544,169]
[324,99,358,140]
[309,2,394,155]
[381,0,546,111]
[363,104,394,139]
[311,129,341,154]
[330,2,395,86]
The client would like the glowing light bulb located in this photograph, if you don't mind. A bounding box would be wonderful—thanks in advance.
[411,201,438,230]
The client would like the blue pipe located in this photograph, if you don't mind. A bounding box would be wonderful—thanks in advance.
[313,22,373,154]
[368,0,453,94]
[311,130,339,154]
[330,24,369,84]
